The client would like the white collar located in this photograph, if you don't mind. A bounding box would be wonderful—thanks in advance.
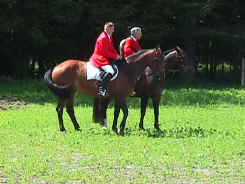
[131,35,137,41]
[105,31,111,39]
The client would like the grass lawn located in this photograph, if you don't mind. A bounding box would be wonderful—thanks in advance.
[0,79,245,183]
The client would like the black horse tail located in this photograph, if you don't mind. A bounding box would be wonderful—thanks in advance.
[93,98,109,124]
[44,68,73,99]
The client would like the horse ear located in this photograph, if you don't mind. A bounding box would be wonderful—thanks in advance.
[155,46,162,57]
[176,46,183,53]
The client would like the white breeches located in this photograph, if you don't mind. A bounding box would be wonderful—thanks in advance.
[101,65,115,75]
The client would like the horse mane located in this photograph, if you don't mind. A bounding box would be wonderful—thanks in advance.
[126,49,152,63]
[162,48,175,56]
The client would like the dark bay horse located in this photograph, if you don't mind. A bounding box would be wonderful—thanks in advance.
[44,47,162,135]
[93,46,195,131]
[132,47,195,130]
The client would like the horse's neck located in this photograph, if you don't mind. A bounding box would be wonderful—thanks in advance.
[126,57,151,78]
[164,50,175,64]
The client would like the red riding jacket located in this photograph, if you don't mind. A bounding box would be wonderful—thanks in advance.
[89,31,119,67]
[123,36,141,58]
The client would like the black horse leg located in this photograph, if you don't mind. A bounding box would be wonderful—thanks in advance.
[112,99,120,134]
[118,99,128,136]
[56,99,66,132]
[152,96,161,130]
[66,93,80,131]
[139,96,149,130]
[66,105,80,131]
[100,98,110,129]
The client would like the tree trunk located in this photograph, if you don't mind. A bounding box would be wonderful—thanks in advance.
[241,58,245,86]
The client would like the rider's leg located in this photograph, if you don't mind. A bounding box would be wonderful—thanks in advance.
[98,65,115,96]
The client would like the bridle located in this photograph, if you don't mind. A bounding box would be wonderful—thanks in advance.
[143,47,186,80]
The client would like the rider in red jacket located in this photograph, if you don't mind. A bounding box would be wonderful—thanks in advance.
[123,27,142,59]
[89,22,120,96]
[120,27,142,96]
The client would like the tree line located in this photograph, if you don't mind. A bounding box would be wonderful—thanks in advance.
[1,0,245,82]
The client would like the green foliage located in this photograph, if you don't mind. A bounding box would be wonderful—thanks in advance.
[1,0,245,80]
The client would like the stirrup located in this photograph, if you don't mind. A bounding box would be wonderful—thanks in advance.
[130,91,136,97]
[97,87,108,96]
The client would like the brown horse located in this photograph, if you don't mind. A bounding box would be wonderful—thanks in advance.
[44,47,162,135]
[93,46,195,131]
[132,47,195,130]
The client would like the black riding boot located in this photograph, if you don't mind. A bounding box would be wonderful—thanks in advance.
[98,72,113,96]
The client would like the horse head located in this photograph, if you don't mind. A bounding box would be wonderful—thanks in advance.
[157,46,195,77]
[175,46,195,72]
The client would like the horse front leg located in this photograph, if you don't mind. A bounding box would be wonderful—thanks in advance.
[152,96,161,131]
[112,99,120,134]
[118,98,128,136]
[56,99,66,132]
[139,96,149,130]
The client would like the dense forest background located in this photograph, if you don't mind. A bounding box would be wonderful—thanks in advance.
[1,0,245,83]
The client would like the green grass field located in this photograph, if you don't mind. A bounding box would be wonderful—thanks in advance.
[0,80,245,183]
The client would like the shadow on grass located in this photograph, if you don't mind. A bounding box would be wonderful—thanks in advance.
[46,124,235,139]
[122,126,234,138]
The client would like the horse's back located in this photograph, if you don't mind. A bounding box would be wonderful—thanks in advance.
[52,59,87,85]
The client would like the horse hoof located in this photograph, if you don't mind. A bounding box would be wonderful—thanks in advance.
[61,130,67,134]
[155,126,161,131]
[60,128,66,132]
[112,127,118,134]
[75,128,81,131]
[100,123,107,130]
[139,126,145,131]
[156,128,162,132]
[118,130,124,136]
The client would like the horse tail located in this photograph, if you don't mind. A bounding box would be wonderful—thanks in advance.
[92,98,108,123]
[44,68,73,99]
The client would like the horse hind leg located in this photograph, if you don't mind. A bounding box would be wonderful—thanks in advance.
[66,92,80,131]
[56,99,66,132]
